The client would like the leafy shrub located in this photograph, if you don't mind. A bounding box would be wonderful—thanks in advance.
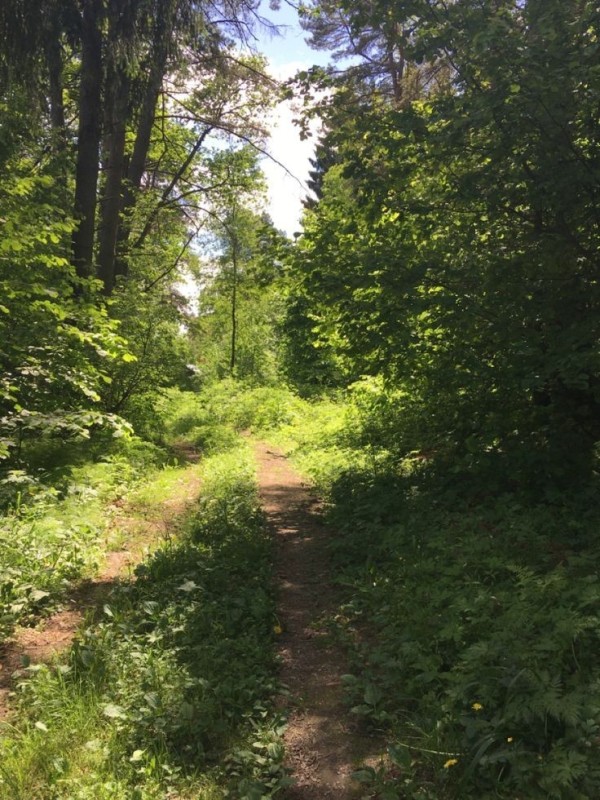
[0,509,100,640]
[197,380,306,433]
[185,423,239,455]
[154,389,209,439]
[0,434,171,641]
[317,469,600,799]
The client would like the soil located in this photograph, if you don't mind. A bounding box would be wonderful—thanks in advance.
[254,441,383,799]
[0,462,203,721]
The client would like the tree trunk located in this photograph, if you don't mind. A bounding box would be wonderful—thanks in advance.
[97,66,131,294]
[230,239,238,375]
[44,36,66,138]
[44,21,68,192]
[71,0,103,281]
[114,0,175,279]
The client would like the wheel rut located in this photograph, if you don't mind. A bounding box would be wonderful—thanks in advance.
[0,462,202,722]
[254,441,382,800]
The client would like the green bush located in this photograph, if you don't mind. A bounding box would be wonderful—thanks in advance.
[314,467,600,799]
[154,389,208,440]
[185,423,239,456]
[0,434,171,642]
[197,380,306,433]
[0,508,100,640]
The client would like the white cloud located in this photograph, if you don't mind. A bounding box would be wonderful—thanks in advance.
[261,60,323,236]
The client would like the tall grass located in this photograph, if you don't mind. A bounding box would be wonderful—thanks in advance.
[0,442,285,800]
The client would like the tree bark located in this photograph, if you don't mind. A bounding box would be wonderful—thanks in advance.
[71,0,103,280]
[97,65,131,294]
[114,0,175,279]
[45,37,66,137]
[230,238,238,375]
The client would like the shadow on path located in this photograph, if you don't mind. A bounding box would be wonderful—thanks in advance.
[0,462,202,721]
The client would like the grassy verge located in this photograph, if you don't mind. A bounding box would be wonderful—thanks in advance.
[0,441,286,799]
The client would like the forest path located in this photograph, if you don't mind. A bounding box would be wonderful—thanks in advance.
[0,461,202,721]
[253,441,382,799]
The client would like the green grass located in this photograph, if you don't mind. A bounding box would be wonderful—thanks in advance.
[0,442,286,800]
[190,379,600,800]
[128,462,198,509]
[0,435,173,642]
[8,377,599,799]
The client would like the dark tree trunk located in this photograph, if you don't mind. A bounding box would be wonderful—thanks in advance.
[114,0,175,279]
[97,67,131,294]
[127,48,170,191]
[71,0,103,280]
[45,37,66,136]
[44,26,69,192]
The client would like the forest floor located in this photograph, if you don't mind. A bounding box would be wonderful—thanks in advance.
[254,440,383,799]
[0,460,203,721]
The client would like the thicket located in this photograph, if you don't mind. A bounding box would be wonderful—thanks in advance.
[288,0,600,487]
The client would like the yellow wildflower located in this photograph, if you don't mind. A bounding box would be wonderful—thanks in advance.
[472,702,484,711]
[443,758,459,769]
[273,624,283,635]
[507,737,513,743]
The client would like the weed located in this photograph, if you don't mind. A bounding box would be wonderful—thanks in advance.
[0,436,169,642]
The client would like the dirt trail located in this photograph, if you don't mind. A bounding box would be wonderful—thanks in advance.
[0,463,202,721]
[254,441,382,800]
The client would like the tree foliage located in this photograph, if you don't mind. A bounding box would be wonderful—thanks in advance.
[0,1,278,467]
[288,0,600,486]
[189,148,288,384]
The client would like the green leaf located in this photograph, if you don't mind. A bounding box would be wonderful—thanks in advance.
[177,580,198,593]
[351,767,376,784]
[364,683,382,706]
[102,703,126,719]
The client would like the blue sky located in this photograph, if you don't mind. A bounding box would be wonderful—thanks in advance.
[251,1,331,235]
[256,1,329,70]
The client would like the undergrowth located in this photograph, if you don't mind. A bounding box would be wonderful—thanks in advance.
[190,379,600,800]
[0,443,286,799]
[0,437,167,641]
[7,377,600,799]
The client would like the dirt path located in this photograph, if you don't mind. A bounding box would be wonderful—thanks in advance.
[254,441,382,800]
[0,463,202,721]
